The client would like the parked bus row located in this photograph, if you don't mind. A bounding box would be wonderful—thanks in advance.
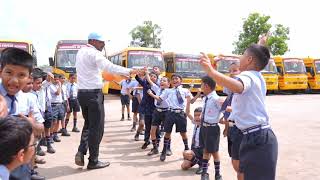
[47,40,320,94]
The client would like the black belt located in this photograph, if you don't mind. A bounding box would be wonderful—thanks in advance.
[78,89,101,93]
[156,108,168,112]
[169,109,183,113]
[51,103,62,105]
[202,122,218,127]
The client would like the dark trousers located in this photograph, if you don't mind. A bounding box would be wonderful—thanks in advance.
[77,90,105,163]
[144,114,160,142]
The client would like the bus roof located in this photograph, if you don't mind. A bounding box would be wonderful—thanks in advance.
[57,40,88,45]
[110,47,162,56]
[163,52,200,59]
[0,39,33,44]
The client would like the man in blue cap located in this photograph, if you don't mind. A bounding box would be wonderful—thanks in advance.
[75,32,137,170]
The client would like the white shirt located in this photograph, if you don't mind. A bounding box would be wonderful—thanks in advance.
[0,165,9,180]
[202,91,221,124]
[24,93,45,123]
[120,80,133,95]
[66,82,78,99]
[49,83,63,103]
[76,44,131,89]
[150,84,169,108]
[160,86,192,110]
[61,83,68,100]
[228,71,269,130]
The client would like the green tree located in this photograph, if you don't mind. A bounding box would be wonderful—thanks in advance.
[233,13,290,55]
[129,21,162,48]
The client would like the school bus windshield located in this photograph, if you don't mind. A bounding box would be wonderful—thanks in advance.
[56,49,78,67]
[216,58,239,73]
[284,59,306,74]
[128,51,165,71]
[315,60,320,73]
[175,58,205,75]
[261,59,277,74]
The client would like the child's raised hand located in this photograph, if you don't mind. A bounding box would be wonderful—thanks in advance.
[147,89,153,95]
[200,52,213,72]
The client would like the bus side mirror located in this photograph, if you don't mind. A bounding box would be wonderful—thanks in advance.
[276,67,283,75]
[310,68,315,76]
[49,57,54,66]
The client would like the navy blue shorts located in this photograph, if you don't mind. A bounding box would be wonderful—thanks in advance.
[200,125,220,153]
[191,147,203,166]
[151,110,167,126]
[164,111,187,133]
[239,128,278,180]
[51,103,65,121]
[68,98,80,113]
[132,97,140,113]
[120,95,130,105]
[43,110,53,128]
[227,126,243,160]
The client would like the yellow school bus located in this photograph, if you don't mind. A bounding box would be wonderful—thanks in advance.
[214,55,240,92]
[163,52,205,92]
[261,58,279,92]
[49,40,88,79]
[274,57,308,91]
[104,47,165,91]
[303,57,320,91]
[0,40,38,66]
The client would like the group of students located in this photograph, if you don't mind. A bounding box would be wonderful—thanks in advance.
[0,47,81,180]
[119,43,278,180]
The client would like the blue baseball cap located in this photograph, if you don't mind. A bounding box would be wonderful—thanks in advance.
[88,32,105,42]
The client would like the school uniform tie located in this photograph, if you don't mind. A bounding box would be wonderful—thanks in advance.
[191,126,199,149]
[69,84,74,99]
[220,93,233,112]
[61,86,65,101]
[156,89,164,106]
[201,97,208,126]
[176,88,184,104]
[7,94,16,115]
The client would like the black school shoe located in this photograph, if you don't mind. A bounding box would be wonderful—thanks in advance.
[87,161,110,170]
[53,134,61,142]
[195,167,203,174]
[31,170,46,180]
[75,152,85,166]
[147,148,159,156]
[141,141,150,149]
[215,174,223,180]
[46,143,55,154]
[160,152,166,161]
[72,126,80,132]
[61,129,71,136]
[166,148,172,156]
[201,173,209,180]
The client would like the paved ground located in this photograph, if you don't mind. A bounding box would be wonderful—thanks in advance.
[38,94,320,180]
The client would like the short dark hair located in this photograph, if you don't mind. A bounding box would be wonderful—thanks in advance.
[0,116,33,165]
[0,47,34,73]
[171,74,182,80]
[32,68,43,80]
[59,74,65,78]
[53,73,60,78]
[149,72,158,79]
[194,107,203,113]
[246,44,270,70]
[69,73,76,78]
[201,76,216,90]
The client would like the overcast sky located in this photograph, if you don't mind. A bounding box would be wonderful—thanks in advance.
[0,0,319,65]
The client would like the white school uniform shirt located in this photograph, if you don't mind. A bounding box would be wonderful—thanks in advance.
[120,80,133,95]
[202,91,222,124]
[130,80,139,95]
[49,83,63,103]
[25,92,45,123]
[67,82,78,99]
[150,84,169,108]
[228,71,269,130]
[0,165,10,180]
[76,44,131,89]
[160,85,192,110]
[61,83,68,100]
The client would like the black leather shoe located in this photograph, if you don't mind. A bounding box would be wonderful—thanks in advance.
[160,152,166,161]
[215,174,222,180]
[75,152,85,166]
[134,134,139,141]
[61,129,71,136]
[72,127,80,132]
[46,143,55,154]
[147,148,159,156]
[201,173,209,180]
[195,167,203,174]
[141,141,150,149]
[87,161,110,170]
[39,138,47,146]
[166,149,173,156]
[37,149,46,156]
[53,135,61,142]
[31,171,46,180]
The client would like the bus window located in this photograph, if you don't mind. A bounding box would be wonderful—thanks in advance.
[128,51,164,71]
[56,49,78,67]
[315,60,320,73]
[284,59,306,74]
